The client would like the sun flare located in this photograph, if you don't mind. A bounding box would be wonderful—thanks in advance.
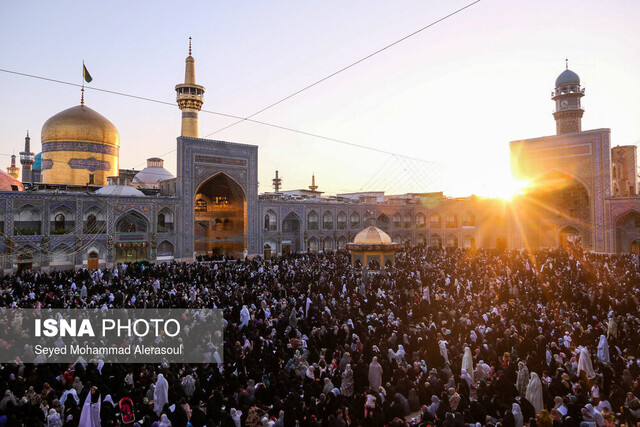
[475,177,530,200]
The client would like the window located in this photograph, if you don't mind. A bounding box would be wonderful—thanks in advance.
[350,212,360,229]
[430,213,441,228]
[462,212,475,227]
[264,211,277,231]
[88,174,95,185]
[393,213,402,228]
[195,199,207,212]
[308,211,319,230]
[323,212,333,230]
[337,212,347,230]
[445,214,458,228]
[54,214,66,233]
[404,213,412,228]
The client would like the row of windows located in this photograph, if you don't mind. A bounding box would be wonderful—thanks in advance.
[10,208,175,236]
[264,211,476,231]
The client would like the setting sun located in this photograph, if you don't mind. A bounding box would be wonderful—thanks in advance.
[475,177,530,200]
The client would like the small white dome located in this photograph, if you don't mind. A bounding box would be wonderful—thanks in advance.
[132,157,174,187]
[95,185,145,197]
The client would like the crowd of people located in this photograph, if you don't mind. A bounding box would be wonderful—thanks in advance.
[0,245,639,427]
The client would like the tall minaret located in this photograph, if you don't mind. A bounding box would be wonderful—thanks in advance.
[176,37,205,138]
[19,131,34,183]
[552,60,585,135]
[309,174,318,191]
[7,154,19,179]
[272,170,282,192]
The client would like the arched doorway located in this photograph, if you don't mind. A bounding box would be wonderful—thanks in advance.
[16,245,37,270]
[559,225,581,248]
[308,237,319,253]
[282,212,301,252]
[194,173,246,258]
[115,211,150,263]
[615,210,640,253]
[263,244,272,259]
[157,241,175,260]
[87,251,99,270]
[523,170,590,249]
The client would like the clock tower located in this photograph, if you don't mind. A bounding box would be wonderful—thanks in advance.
[552,61,585,135]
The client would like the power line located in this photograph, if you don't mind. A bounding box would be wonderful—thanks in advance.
[0,68,447,168]
[201,0,483,139]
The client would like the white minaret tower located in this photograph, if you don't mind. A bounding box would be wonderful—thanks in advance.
[552,60,585,135]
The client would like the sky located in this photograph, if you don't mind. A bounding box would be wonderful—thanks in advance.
[1,0,639,197]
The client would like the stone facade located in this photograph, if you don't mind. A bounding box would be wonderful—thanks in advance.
[0,191,179,271]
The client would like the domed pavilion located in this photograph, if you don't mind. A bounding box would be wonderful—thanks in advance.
[346,225,401,268]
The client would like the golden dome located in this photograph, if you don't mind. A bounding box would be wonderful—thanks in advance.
[353,226,393,244]
[41,105,119,147]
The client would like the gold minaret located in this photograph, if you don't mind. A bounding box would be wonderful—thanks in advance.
[176,37,205,138]
[7,154,19,179]
[309,174,318,191]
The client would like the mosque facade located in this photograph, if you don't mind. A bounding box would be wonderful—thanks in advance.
[2,49,640,272]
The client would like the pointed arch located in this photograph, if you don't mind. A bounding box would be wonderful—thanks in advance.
[614,210,640,253]
[462,211,475,227]
[308,236,319,252]
[158,207,174,232]
[404,212,412,228]
[350,211,361,229]
[116,209,149,233]
[282,212,301,233]
[337,211,347,230]
[157,240,175,257]
[392,212,402,228]
[445,234,458,248]
[445,213,458,228]
[322,236,334,252]
[50,243,74,264]
[194,172,247,257]
[307,210,319,230]
[376,214,389,230]
[323,211,334,230]
[14,204,41,235]
[462,234,476,249]
[430,213,441,228]
[264,209,277,231]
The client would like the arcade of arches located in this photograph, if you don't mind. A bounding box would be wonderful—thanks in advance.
[194,173,246,257]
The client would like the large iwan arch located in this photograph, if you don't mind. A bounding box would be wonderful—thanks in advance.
[193,172,247,258]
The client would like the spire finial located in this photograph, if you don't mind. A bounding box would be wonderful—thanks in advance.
[189,36,192,56]
[81,86,85,105]
[565,58,568,70]
[26,130,29,138]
